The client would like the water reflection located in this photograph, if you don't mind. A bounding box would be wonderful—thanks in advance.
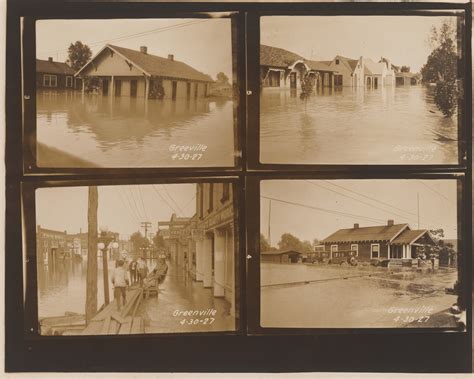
[36,91,235,167]
[260,85,458,164]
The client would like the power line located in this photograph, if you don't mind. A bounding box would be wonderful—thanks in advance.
[322,180,420,218]
[417,180,453,203]
[137,185,149,221]
[114,187,140,224]
[119,187,141,224]
[182,194,196,214]
[127,186,145,221]
[162,185,184,216]
[306,181,420,226]
[38,19,210,57]
[261,195,388,224]
[151,185,178,214]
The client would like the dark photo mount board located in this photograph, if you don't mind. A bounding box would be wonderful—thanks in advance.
[5,0,473,374]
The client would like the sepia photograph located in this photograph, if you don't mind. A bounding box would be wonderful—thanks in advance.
[34,182,237,335]
[260,179,464,329]
[259,15,462,165]
[34,17,236,168]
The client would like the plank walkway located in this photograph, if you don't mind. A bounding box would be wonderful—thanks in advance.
[82,288,145,335]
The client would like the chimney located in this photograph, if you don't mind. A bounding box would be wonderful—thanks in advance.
[387,220,394,226]
[48,57,53,62]
[168,54,174,61]
[354,223,359,229]
[140,46,147,55]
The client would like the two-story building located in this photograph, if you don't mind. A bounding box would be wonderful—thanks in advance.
[36,225,68,267]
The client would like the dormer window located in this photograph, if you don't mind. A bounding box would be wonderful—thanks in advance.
[335,59,340,65]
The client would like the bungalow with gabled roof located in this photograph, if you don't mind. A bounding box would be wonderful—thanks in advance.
[260,44,338,90]
[75,44,214,100]
[320,219,435,263]
[327,55,365,88]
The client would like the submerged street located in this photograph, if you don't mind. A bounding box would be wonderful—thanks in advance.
[261,263,458,328]
[36,91,235,167]
[260,85,458,165]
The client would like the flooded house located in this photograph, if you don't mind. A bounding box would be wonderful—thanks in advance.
[260,44,338,90]
[260,250,302,264]
[75,44,214,100]
[158,183,236,317]
[364,57,396,87]
[320,220,435,264]
[326,55,365,87]
[36,58,79,90]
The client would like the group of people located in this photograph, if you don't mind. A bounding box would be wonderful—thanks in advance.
[110,257,151,311]
[128,257,149,287]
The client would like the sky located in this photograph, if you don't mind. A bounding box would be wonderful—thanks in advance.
[260,179,459,247]
[36,17,233,79]
[261,15,459,73]
[36,184,196,240]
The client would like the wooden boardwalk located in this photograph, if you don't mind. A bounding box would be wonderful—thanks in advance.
[82,288,145,335]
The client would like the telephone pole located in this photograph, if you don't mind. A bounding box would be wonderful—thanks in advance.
[86,186,98,324]
[141,221,152,239]
[268,199,272,247]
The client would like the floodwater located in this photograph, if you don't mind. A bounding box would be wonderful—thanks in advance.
[141,263,235,333]
[37,257,235,333]
[260,85,459,165]
[260,263,458,328]
[36,91,235,167]
[37,257,114,318]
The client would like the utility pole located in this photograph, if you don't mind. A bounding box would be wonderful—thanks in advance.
[86,186,98,324]
[141,221,152,239]
[268,199,272,247]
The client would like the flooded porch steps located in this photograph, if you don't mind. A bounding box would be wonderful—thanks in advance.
[82,288,145,335]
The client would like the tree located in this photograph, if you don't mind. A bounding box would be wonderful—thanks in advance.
[301,240,314,253]
[420,21,458,117]
[216,72,230,85]
[153,232,167,252]
[277,233,304,252]
[67,41,92,71]
[130,231,150,258]
[400,66,411,73]
[299,75,314,110]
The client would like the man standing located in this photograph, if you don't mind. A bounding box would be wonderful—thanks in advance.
[137,257,149,287]
[129,258,138,285]
[111,259,129,311]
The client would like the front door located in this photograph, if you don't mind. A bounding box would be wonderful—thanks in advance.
[114,79,122,96]
[130,80,137,97]
[290,72,297,89]
[172,81,177,100]
[102,79,109,95]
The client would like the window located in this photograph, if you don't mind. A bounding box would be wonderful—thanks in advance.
[371,244,380,259]
[66,76,73,88]
[330,245,338,256]
[43,74,57,87]
[351,244,359,256]
[335,59,340,65]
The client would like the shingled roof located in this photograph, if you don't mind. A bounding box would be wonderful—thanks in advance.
[78,44,213,82]
[391,229,433,245]
[321,223,409,244]
[306,59,337,73]
[260,44,305,68]
[36,59,76,75]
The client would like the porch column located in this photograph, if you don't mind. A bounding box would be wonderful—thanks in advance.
[331,73,334,89]
[406,244,411,259]
[195,239,204,281]
[387,244,391,259]
[145,76,150,99]
[402,245,407,259]
[203,234,213,288]
[213,229,225,297]
[81,78,85,95]
[110,76,115,97]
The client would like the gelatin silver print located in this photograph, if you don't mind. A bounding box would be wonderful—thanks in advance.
[34,183,237,335]
[35,18,236,168]
[260,179,464,329]
[259,15,462,165]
